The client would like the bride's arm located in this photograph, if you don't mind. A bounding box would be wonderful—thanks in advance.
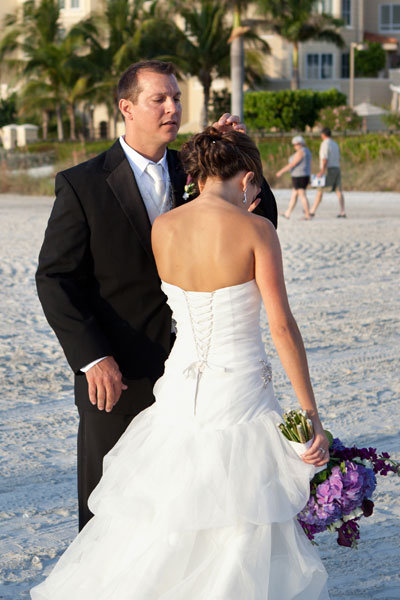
[252,218,329,466]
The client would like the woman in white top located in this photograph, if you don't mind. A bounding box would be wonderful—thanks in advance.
[276,135,312,220]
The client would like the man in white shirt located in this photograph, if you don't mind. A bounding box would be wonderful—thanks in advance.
[36,60,278,529]
[310,127,346,218]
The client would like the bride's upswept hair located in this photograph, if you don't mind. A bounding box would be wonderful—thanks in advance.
[180,126,263,186]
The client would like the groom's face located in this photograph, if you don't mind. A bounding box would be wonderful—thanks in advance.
[131,70,182,147]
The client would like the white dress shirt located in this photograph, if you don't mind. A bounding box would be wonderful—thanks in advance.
[81,137,172,373]
[119,135,171,224]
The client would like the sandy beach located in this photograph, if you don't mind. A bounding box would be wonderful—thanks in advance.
[0,189,399,599]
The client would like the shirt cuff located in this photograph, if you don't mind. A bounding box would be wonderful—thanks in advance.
[80,356,109,373]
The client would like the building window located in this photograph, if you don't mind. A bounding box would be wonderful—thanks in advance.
[307,53,333,79]
[70,0,80,8]
[341,52,349,78]
[380,4,400,31]
[321,54,333,78]
[342,0,351,26]
[315,0,333,14]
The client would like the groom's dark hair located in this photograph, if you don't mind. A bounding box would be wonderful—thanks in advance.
[118,60,177,104]
[180,127,263,186]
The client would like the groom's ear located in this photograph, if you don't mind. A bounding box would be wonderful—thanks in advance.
[119,98,134,121]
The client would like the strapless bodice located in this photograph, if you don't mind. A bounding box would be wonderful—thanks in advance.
[157,279,273,422]
[161,279,266,370]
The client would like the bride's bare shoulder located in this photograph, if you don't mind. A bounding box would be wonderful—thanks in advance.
[151,207,186,250]
[248,212,277,241]
[152,206,183,231]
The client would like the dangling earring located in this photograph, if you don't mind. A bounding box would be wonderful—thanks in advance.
[243,188,248,204]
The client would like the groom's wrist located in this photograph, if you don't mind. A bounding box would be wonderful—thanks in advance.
[80,356,109,373]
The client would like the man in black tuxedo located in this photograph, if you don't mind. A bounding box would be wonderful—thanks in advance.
[36,60,278,530]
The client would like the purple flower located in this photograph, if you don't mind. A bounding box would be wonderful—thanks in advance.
[316,467,343,504]
[331,438,345,452]
[337,520,360,548]
[293,433,399,546]
[362,498,374,517]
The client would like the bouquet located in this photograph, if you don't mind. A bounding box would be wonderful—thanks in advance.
[279,410,400,548]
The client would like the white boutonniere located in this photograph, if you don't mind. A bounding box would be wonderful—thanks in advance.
[183,176,196,201]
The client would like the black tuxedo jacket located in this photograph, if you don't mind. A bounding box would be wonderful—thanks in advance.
[36,140,277,415]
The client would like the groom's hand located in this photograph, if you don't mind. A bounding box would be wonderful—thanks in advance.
[212,113,246,134]
[85,356,128,412]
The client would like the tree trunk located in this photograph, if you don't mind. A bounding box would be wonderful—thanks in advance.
[41,109,49,141]
[291,42,300,90]
[231,35,244,119]
[67,103,77,140]
[88,105,95,140]
[55,104,64,142]
[230,7,244,120]
[201,72,211,129]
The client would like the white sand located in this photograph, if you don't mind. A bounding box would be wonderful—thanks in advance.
[0,190,399,599]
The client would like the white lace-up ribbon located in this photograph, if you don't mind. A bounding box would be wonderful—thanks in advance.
[183,290,229,415]
[183,360,228,379]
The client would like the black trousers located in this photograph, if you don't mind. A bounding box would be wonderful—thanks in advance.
[77,408,135,531]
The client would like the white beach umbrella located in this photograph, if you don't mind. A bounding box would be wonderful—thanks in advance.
[353,102,388,116]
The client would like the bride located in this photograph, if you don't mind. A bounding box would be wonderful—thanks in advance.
[31,127,330,599]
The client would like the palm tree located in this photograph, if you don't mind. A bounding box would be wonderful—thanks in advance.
[257,0,344,89]
[18,79,55,140]
[70,0,181,137]
[227,0,270,120]
[0,0,89,140]
[168,0,268,127]
[161,0,231,128]
[23,37,90,140]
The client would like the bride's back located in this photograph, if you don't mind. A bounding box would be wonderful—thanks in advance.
[152,195,260,292]
[151,126,269,292]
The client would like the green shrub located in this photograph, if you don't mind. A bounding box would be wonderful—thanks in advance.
[244,89,346,132]
[338,133,400,163]
[0,93,17,128]
[355,42,386,77]
[382,112,400,130]
[316,105,362,132]
[209,89,231,124]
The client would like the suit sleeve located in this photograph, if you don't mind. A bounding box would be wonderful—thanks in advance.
[36,172,113,374]
[254,177,278,229]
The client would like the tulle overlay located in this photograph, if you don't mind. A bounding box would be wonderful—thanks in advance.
[31,280,329,599]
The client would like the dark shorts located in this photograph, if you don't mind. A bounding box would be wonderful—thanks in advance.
[324,167,342,191]
[292,176,310,190]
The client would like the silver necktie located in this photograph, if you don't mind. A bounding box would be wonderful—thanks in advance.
[146,163,169,214]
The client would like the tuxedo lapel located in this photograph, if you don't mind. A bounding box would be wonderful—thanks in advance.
[104,142,154,263]
[167,149,187,207]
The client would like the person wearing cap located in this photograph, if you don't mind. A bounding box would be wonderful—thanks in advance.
[310,127,346,218]
[276,135,312,220]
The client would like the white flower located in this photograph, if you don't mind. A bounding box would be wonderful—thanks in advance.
[343,507,363,522]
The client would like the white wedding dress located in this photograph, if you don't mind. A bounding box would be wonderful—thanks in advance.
[31,279,329,599]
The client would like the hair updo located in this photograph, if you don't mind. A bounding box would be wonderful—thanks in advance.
[180,126,263,186]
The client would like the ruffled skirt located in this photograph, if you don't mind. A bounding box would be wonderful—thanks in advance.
[31,369,329,599]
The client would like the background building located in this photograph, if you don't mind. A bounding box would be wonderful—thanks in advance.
[1,0,399,137]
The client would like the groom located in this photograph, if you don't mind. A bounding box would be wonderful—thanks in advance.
[36,60,278,530]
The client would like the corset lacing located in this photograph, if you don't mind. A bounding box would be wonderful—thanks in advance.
[182,291,227,415]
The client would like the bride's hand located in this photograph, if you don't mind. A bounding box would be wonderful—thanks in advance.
[301,424,330,467]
